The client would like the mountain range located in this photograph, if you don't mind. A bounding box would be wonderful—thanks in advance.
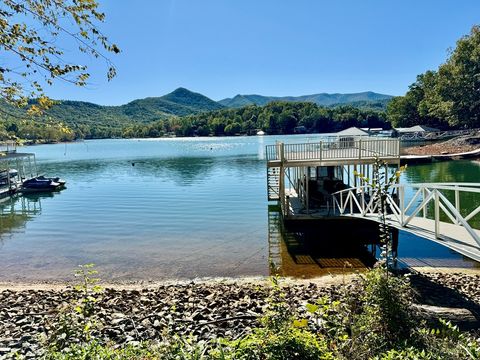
[218,91,393,108]
[1,88,393,127]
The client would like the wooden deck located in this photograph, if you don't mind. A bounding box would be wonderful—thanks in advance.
[283,189,333,219]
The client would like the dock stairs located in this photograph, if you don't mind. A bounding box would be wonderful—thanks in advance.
[267,166,280,201]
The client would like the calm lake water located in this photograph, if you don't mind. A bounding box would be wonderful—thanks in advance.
[0,136,479,281]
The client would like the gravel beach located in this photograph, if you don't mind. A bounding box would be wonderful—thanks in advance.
[1,270,480,358]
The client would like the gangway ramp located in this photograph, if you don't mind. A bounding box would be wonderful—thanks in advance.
[332,183,480,262]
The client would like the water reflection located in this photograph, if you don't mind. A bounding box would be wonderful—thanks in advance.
[0,194,45,246]
[267,205,378,278]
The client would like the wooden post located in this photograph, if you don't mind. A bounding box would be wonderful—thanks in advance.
[306,167,310,214]
[422,188,427,218]
[353,164,357,188]
[279,142,286,216]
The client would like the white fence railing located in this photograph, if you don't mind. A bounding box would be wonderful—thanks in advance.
[266,138,400,162]
[399,128,479,141]
[331,183,480,247]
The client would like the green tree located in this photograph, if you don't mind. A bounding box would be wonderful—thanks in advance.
[0,0,119,111]
[428,25,480,127]
[387,25,480,129]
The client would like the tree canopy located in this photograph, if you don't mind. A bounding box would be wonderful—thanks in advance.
[387,25,480,129]
[0,0,119,112]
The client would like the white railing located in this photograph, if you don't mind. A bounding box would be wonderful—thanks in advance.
[331,183,480,247]
[265,138,400,162]
[399,128,479,141]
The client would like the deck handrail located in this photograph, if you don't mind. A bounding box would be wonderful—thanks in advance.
[265,138,400,162]
[0,141,17,154]
[331,182,480,247]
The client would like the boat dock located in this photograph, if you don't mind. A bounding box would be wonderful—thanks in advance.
[266,137,401,220]
[266,137,480,263]
[0,141,37,198]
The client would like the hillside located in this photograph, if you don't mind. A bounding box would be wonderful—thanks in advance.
[0,88,392,142]
[219,91,393,108]
[120,87,224,121]
[0,88,224,125]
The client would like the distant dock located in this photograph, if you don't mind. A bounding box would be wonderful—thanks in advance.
[0,141,37,199]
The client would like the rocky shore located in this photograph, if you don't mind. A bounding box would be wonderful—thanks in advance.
[402,133,480,156]
[1,272,480,358]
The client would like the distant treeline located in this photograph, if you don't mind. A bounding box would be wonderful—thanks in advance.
[0,101,389,142]
[121,102,390,138]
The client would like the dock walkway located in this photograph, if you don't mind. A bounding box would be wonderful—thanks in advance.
[332,183,480,262]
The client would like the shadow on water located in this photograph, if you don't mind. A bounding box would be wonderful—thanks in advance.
[267,205,379,278]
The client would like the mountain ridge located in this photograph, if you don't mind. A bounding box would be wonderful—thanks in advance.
[218,91,393,108]
[1,88,393,130]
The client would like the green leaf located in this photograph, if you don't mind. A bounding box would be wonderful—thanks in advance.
[305,303,319,313]
[293,319,308,328]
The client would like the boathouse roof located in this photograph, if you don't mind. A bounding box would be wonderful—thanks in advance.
[395,125,440,133]
[335,127,369,136]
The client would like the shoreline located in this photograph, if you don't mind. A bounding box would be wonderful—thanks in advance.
[401,133,480,157]
[0,273,359,291]
[1,267,480,291]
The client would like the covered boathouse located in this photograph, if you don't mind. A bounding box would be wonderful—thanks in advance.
[265,136,401,221]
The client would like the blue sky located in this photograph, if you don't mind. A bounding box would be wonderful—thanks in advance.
[45,0,480,105]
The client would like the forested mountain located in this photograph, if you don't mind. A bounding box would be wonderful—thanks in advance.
[219,91,393,108]
[1,87,224,125]
[0,88,225,141]
[120,87,224,121]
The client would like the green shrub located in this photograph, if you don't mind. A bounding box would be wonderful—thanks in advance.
[217,327,333,360]
[349,267,415,356]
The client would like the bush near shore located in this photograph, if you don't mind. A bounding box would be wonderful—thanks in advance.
[2,267,480,359]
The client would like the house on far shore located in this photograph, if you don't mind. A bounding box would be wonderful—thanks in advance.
[395,125,440,134]
[335,127,369,147]
[335,127,370,137]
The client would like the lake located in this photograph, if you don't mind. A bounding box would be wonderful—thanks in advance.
[0,136,479,281]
